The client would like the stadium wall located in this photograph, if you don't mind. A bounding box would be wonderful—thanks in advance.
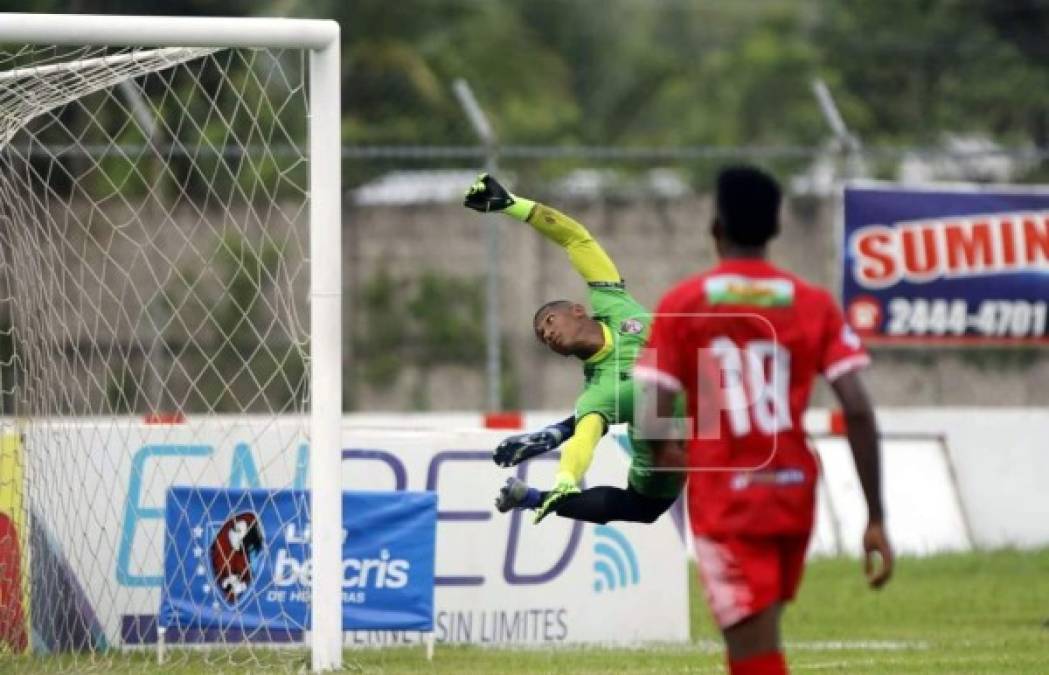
[2,195,1044,415]
[346,197,1049,411]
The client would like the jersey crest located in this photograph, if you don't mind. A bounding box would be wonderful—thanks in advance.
[619,318,644,335]
[704,275,795,307]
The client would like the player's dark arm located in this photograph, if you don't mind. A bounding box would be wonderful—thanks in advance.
[832,372,882,522]
[492,416,576,467]
[464,173,621,284]
[830,370,893,588]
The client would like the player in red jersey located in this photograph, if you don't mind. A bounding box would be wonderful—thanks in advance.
[635,166,893,675]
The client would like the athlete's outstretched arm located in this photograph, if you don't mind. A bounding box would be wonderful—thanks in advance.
[555,413,605,485]
[830,370,893,589]
[464,173,621,284]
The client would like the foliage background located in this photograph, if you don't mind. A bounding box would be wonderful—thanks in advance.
[4,1,1049,413]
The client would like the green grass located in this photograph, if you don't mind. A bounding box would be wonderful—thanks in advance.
[2,548,1048,673]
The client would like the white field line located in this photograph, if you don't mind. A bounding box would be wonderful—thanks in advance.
[796,651,1040,672]
[787,639,930,651]
[686,639,929,653]
[798,659,881,671]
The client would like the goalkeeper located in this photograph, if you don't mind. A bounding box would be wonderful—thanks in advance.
[464,174,684,525]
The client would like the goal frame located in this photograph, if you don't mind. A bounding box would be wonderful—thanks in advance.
[0,13,343,672]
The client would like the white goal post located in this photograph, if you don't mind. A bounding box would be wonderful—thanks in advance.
[0,13,342,672]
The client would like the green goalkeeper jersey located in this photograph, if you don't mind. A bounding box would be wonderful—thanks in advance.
[509,197,683,499]
[574,283,685,500]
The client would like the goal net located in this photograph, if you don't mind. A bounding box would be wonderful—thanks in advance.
[0,18,341,671]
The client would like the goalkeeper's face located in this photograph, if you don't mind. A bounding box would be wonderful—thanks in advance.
[534,302,588,356]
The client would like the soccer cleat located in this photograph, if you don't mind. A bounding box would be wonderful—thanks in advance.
[533,480,581,524]
[495,477,536,513]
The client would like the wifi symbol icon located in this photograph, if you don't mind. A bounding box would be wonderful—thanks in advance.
[592,525,640,593]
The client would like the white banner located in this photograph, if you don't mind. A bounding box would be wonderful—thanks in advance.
[23,417,690,648]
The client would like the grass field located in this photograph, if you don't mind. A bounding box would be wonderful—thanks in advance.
[2,548,1047,673]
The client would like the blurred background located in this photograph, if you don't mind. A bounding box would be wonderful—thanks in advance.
[3,0,1049,414]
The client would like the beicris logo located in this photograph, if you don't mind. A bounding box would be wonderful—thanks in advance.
[273,548,410,589]
[210,512,264,605]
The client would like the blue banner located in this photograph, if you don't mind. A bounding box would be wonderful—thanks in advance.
[160,488,436,636]
[843,184,1049,343]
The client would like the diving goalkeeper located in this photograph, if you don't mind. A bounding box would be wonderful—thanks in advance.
[463,174,683,525]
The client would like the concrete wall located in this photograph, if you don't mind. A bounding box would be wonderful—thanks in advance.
[4,192,1046,414]
[346,195,1049,411]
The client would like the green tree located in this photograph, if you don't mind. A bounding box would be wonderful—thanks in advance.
[814,0,1049,145]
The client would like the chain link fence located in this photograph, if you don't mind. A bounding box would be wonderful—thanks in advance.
[4,136,1049,416]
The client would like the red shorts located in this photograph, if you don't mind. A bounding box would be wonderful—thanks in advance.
[693,532,811,629]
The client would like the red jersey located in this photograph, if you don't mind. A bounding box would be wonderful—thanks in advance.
[636,259,869,536]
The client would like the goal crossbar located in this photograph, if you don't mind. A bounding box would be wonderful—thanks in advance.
[0,13,338,50]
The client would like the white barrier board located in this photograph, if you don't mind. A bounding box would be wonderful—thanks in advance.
[810,436,972,556]
[22,418,690,648]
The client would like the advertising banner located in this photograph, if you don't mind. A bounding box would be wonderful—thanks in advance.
[160,488,436,636]
[23,418,690,648]
[843,183,1049,344]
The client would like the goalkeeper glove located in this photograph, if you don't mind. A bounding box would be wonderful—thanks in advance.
[492,416,575,467]
[463,173,534,220]
[534,475,580,524]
